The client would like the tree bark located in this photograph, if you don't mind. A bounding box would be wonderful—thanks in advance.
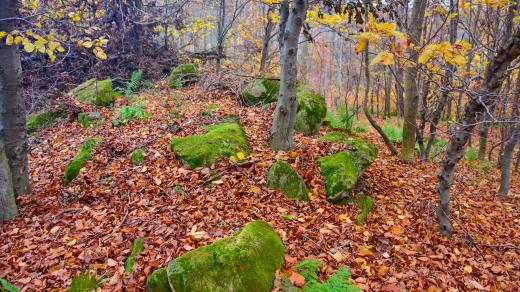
[0,138,17,223]
[401,0,427,162]
[498,123,520,197]
[0,0,31,196]
[269,0,307,150]
[437,28,520,236]
[259,5,276,73]
[384,66,392,118]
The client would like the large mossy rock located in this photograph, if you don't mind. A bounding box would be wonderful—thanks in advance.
[295,86,327,136]
[171,122,250,169]
[240,78,280,105]
[319,131,377,162]
[27,104,69,134]
[146,220,285,292]
[317,135,377,204]
[71,78,115,107]
[168,63,198,88]
[266,160,309,201]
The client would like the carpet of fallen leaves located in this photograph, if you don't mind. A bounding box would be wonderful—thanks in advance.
[1,81,519,291]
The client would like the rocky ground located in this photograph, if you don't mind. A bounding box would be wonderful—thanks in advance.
[1,81,518,291]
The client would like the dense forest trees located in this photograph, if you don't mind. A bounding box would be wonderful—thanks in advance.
[0,0,519,289]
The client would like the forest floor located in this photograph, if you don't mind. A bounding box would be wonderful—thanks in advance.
[1,81,519,291]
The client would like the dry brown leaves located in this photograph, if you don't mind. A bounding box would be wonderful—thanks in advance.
[1,81,519,291]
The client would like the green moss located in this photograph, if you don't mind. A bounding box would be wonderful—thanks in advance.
[355,194,374,225]
[147,268,171,292]
[165,220,285,292]
[266,160,309,201]
[241,78,280,105]
[125,237,145,273]
[27,104,69,133]
[64,137,102,186]
[171,122,250,169]
[131,148,145,165]
[168,64,198,88]
[71,78,115,107]
[319,132,377,163]
[294,86,327,136]
[317,150,371,204]
[220,113,240,124]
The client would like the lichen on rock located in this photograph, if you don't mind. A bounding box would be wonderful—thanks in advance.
[145,220,285,292]
[294,86,327,136]
[240,78,280,105]
[71,78,115,107]
[266,160,309,201]
[168,64,198,88]
[171,122,250,169]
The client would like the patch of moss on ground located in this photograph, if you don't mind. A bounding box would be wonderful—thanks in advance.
[171,122,250,169]
[295,86,327,136]
[166,220,285,292]
[27,104,69,133]
[317,151,369,204]
[168,64,198,88]
[241,78,280,105]
[131,148,145,165]
[71,78,115,107]
[125,237,144,273]
[266,160,308,201]
[64,137,103,186]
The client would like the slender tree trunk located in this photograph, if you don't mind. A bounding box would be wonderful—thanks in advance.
[401,0,427,162]
[0,0,31,196]
[437,29,520,236]
[362,5,398,156]
[259,5,276,73]
[269,0,307,150]
[424,0,458,160]
[395,60,404,118]
[498,123,520,196]
[216,0,226,69]
[384,66,392,118]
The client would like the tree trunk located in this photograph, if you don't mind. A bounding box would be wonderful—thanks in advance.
[384,66,392,118]
[259,5,276,73]
[401,0,427,162]
[424,0,458,160]
[362,5,398,156]
[0,0,31,196]
[269,0,307,150]
[437,28,520,236]
[216,0,226,69]
[0,138,17,223]
[498,123,520,197]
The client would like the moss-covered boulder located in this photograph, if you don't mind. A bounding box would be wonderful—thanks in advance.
[241,78,280,105]
[171,122,250,169]
[147,220,285,292]
[317,136,377,204]
[266,160,309,201]
[71,78,115,107]
[27,104,68,134]
[295,86,327,136]
[319,131,378,163]
[147,268,170,292]
[168,64,198,88]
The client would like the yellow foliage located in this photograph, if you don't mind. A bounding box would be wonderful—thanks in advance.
[370,51,395,66]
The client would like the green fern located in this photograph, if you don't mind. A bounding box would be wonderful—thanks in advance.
[67,271,108,292]
[290,259,361,292]
[115,69,144,96]
[326,108,356,131]
[111,103,149,126]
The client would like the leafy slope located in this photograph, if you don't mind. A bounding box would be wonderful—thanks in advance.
[0,80,518,291]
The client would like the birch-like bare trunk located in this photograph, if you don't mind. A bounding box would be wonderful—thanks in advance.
[498,123,520,197]
[259,5,276,73]
[401,0,427,162]
[269,0,307,150]
[437,29,520,236]
[0,0,31,196]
